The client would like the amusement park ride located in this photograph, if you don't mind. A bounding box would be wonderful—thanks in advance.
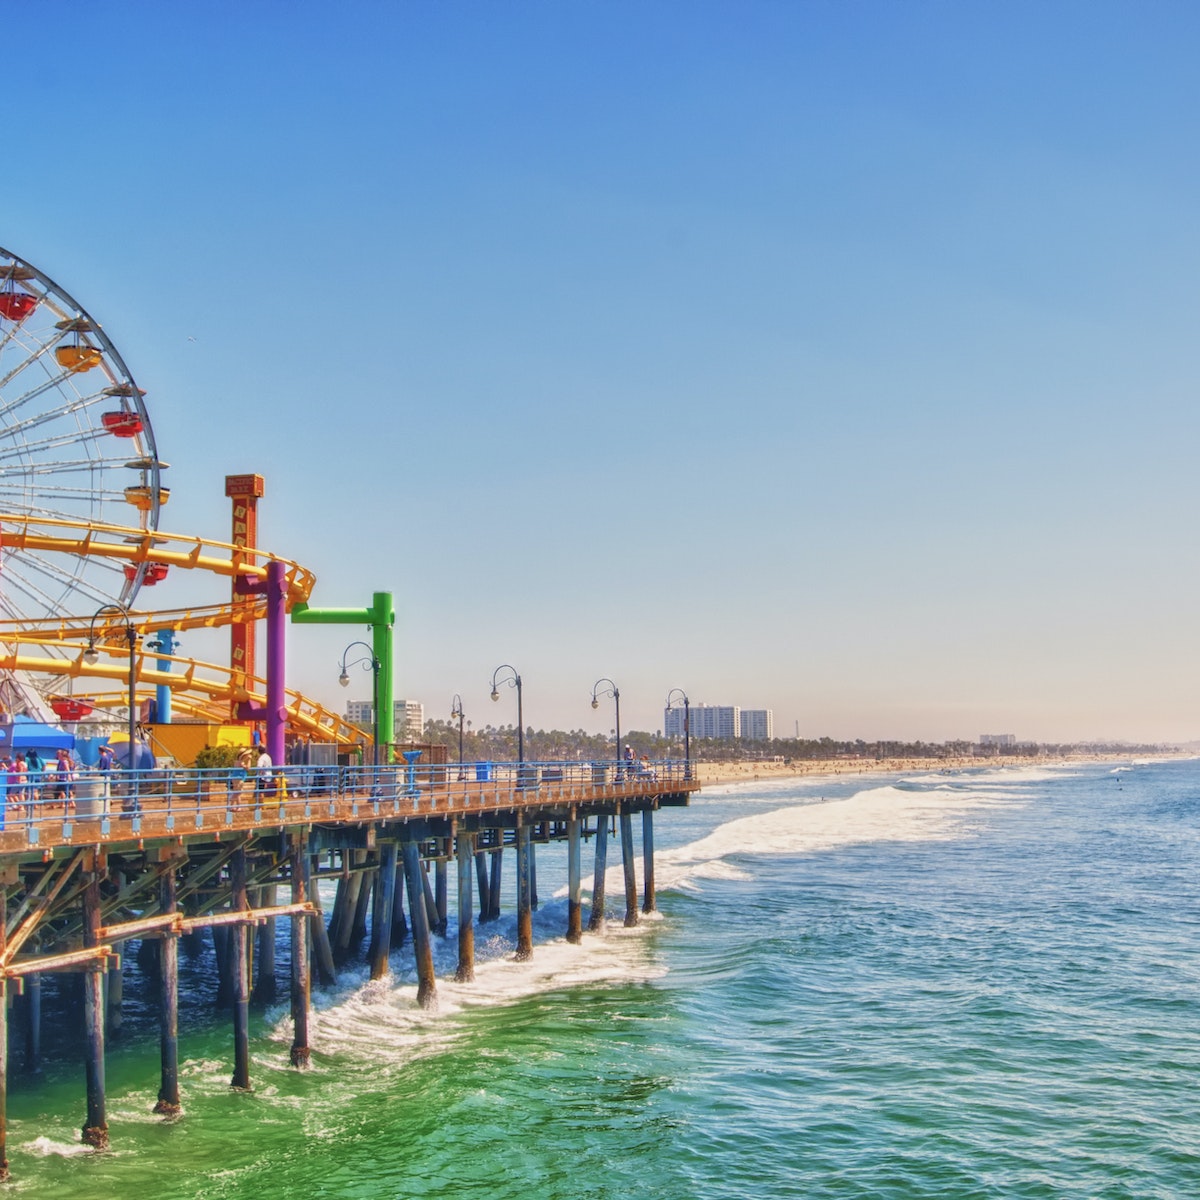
[0,245,369,763]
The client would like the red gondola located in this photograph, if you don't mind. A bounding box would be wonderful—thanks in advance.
[102,411,144,437]
[123,562,169,585]
[0,292,37,322]
[51,698,94,722]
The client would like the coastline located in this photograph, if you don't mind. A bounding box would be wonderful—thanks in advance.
[691,752,1176,788]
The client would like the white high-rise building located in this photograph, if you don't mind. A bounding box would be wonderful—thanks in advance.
[344,699,425,740]
[740,710,773,741]
[664,704,741,740]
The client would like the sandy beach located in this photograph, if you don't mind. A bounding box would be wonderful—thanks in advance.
[691,753,1164,788]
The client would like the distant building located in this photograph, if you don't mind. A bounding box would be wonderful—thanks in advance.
[344,699,425,740]
[664,704,741,740]
[979,733,1016,748]
[740,709,773,741]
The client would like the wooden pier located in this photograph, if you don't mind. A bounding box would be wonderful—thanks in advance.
[0,759,697,1176]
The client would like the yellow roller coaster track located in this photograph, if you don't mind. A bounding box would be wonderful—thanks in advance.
[0,513,363,746]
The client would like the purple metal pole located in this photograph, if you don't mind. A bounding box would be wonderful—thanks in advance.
[266,559,287,768]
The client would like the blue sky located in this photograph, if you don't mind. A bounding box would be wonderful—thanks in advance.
[7,1,1200,742]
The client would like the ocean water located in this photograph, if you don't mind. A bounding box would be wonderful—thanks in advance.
[9,759,1200,1197]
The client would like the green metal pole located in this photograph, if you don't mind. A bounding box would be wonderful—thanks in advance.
[291,592,395,753]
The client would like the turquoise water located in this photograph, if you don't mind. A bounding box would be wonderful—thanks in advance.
[9,759,1200,1197]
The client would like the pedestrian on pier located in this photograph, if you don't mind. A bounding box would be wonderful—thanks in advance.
[256,745,273,798]
[623,744,635,779]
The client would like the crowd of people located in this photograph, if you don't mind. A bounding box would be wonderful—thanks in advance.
[0,747,85,816]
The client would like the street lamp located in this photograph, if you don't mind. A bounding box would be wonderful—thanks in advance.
[84,603,139,769]
[591,678,621,772]
[666,688,691,780]
[339,641,381,765]
[490,664,523,763]
[450,694,466,764]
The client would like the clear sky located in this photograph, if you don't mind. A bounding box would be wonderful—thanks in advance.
[7,1,1200,744]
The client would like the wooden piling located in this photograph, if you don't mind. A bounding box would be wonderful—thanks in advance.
[290,839,311,1067]
[515,822,533,961]
[306,854,337,988]
[368,843,398,980]
[474,849,490,922]
[619,807,639,927]
[421,862,439,937]
[154,866,181,1114]
[434,860,448,936]
[566,814,582,944]
[455,832,475,982]
[488,848,503,924]
[530,841,539,911]
[350,854,373,955]
[588,814,609,932]
[253,884,278,1005]
[229,847,251,1091]
[642,808,656,913]
[401,840,436,1009]
[390,861,408,948]
[106,942,124,1036]
[213,924,233,1009]
[81,870,109,1148]
[23,973,42,1075]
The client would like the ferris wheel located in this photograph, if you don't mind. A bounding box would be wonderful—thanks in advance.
[0,245,167,714]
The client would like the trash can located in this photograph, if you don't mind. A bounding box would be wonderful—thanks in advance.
[75,776,108,818]
[475,762,492,782]
[591,763,610,786]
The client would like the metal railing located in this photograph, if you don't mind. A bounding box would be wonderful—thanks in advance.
[0,758,696,850]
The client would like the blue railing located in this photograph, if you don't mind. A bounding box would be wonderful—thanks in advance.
[0,758,694,847]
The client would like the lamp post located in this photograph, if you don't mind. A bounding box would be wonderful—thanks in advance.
[590,678,620,773]
[666,688,691,781]
[490,665,523,763]
[450,694,466,764]
[339,641,381,765]
[84,603,138,768]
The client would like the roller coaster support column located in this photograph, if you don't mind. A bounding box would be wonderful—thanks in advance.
[235,560,289,768]
[291,593,395,753]
[149,628,177,723]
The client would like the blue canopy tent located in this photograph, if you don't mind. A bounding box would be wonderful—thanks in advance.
[0,715,75,753]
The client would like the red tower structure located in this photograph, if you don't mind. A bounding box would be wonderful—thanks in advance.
[224,474,265,721]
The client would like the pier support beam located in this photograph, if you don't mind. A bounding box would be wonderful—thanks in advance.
[642,808,656,913]
[81,870,109,1148]
[307,854,337,988]
[474,849,490,922]
[230,847,251,1091]
[588,814,609,932]
[434,860,448,936]
[253,884,278,1005]
[390,860,408,948]
[401,840,437,1009]
[368,842,398,980]
[515,822,533,961]
[566,814,582,944]
[23,973,41,1075]
[488,848,503,924]
[290,840,311,1067]
[455,832,475,982]
[620,806,639,928]
[154,865,181,1114]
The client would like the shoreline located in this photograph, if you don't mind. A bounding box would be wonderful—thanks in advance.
[691,752,1182,788]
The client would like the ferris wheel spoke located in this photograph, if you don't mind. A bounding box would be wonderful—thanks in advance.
[2,545,126,613]
[0,245,161,711]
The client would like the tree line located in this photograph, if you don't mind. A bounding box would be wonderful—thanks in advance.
[413,720,1169,763]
